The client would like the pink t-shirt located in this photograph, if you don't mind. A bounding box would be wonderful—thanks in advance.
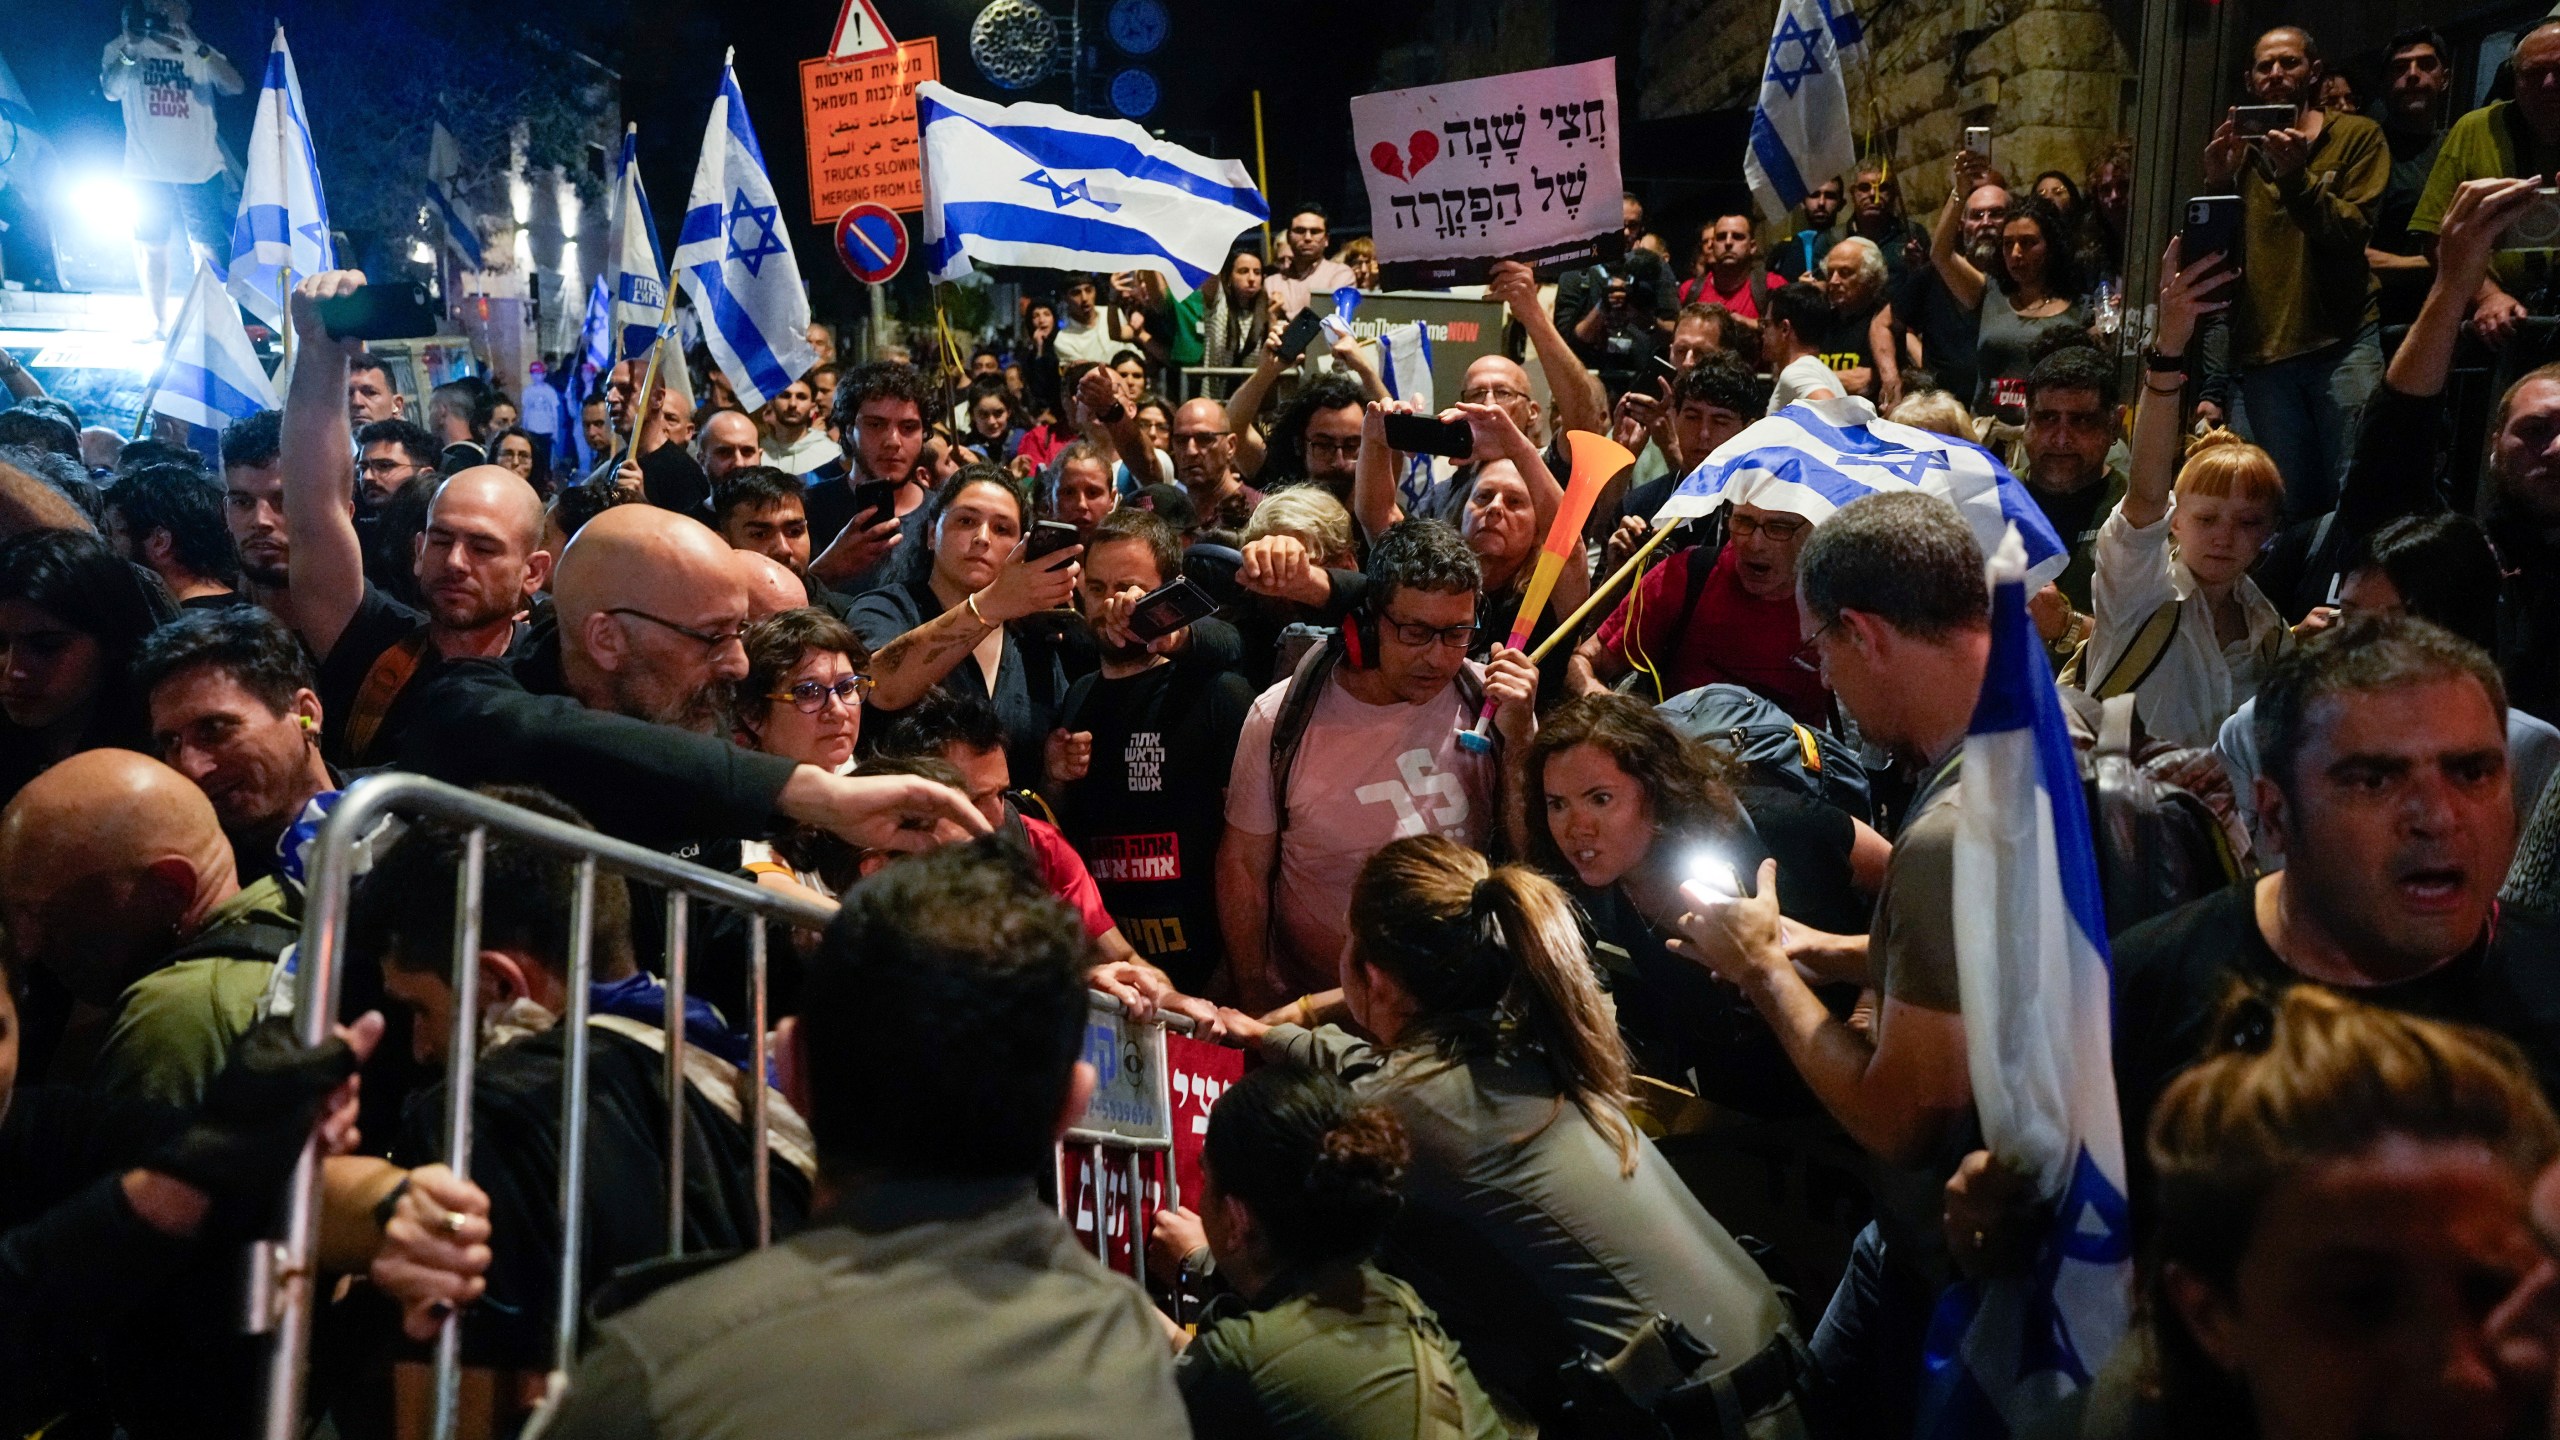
[1225,666,1497,993]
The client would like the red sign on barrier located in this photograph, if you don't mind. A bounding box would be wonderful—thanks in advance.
[1167,1031,1244,1210]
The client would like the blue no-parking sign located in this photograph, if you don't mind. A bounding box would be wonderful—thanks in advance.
[833,202,909,284]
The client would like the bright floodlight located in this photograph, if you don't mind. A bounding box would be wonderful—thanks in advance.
[409,239,436,265]
[68,173,140,235]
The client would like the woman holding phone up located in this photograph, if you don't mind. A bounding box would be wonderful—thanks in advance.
[845,462,1078,784]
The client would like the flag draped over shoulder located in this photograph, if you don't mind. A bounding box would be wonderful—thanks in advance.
[155,265,279,431]
[1649,396,2068,587]
[918,82,1267,298]
[1916,525,2135,1439]
[672,55,815,411]
[227,27,333,329]
[1742,0,1864,225]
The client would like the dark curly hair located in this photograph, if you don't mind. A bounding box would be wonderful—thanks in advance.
[106,463,241,587]
[734,606,870,733]
[1523,694,1747,884]
[831,360,937,436]
[1201,1064,1408,1265]
[1995,193,2084,300]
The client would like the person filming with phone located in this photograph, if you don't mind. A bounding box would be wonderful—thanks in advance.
[2408,21,2560,354]
[2200,24,2387,522]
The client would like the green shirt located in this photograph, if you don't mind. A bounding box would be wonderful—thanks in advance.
[2235,111,2387,366]
[2409,99,2560,298]
[1177,1261,1506,1440]
[1170,289,1207,366]
[92,875,296,1109]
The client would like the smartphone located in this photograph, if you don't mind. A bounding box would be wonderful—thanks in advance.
[1963,125,1992,158]
[1274,308,1325,364]
[2501,186,2560,252]
[1126,576,1221,643]
[1380,412,1476,459]
[850,478,901,525]
[2232,104,2296,139]
[1649,352,1680,387]
[316,281,440,342]
[1023,519,1082,563]
[2180,195,2243,269]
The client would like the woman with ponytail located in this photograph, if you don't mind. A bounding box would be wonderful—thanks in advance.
[1215,835,1807,1432]
[1148,1066,1505,1439]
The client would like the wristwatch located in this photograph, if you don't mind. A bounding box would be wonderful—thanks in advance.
[2142,346,2189,374]
[1097,402,1127,425]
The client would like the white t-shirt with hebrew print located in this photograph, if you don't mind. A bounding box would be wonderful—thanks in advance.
[102,34,225,184]
[1225,663,1497,996]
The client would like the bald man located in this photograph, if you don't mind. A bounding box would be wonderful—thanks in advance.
[735,549,808,619]
[282,273,553,767]
[1169,397,1262,531]
[0,750,300,1108]
[400,502,986,854]
[696,409,764,489]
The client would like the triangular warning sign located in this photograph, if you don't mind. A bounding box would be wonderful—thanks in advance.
[830,0,897,57]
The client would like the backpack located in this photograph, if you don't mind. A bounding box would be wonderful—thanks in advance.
[2080,693,2244,937]
[1655,684,1876,828]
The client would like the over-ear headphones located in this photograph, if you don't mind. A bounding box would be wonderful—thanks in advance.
[1341,601,1381,670]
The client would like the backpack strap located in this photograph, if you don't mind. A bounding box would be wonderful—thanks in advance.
[1266,635,1344,848]
[2097,692,2137,759]
[1749,268,1770,316]
[2091,600,2182,700]
[161,919,300,967]
[342,629,432,761]
[1388,1280,1473,1439]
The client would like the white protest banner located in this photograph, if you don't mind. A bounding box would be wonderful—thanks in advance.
[1352,58,1621,286]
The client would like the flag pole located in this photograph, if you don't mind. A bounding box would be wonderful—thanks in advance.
[1251,91,1273,264]
[620,279,681,471]
[129,271,206,439]
[1525,517,1683,666]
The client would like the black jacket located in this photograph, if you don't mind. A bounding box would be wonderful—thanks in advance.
[400,627,799,852]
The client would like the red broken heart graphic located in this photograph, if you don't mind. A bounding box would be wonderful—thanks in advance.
[1369,130,1439,181]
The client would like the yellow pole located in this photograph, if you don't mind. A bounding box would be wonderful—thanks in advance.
[1251,90,1273,263]
[1527,519,1684,665]
[620,278,681,471]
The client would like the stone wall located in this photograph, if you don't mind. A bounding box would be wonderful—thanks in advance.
[1639,0,2134,215]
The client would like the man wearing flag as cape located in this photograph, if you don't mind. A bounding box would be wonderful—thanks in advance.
[1654,390,2091,1437]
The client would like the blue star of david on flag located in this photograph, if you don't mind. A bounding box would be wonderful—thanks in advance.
[1766,12,1827,96]
[1022,170,1124,213]
[725,190,785,276]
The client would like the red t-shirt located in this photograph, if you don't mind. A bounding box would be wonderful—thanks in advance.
[1677,268,1784,321]
[1022,812,1117,940]
[1594,545,1830,724]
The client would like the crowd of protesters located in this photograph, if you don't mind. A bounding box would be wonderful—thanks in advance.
[15,15,2560,1440]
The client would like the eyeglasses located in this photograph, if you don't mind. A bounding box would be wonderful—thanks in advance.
[606,607,751,654]
[359,458,421,477]
[1170,430,1224,447]
[1305,435,1362,460]
[1727,511,1808,542]
[1460,386,1530,405]
[768,674,874,713]
[1384,614,1477,650]
[1791,617,1841,673]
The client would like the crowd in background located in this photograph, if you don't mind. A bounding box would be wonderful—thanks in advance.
[14,16,2560,1440]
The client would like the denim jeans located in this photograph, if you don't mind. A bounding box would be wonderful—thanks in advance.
[2239,321,2385,522]
[1805,1222,1931,1439]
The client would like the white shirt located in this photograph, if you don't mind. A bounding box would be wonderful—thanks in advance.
[765,429,842,476]
[1054,311,1117,368]
[1769,354,1844,412]
[101,32,226,184]
[2090,500,2290,750]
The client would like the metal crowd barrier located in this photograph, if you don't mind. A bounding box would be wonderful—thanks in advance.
[1069,991,1195,1291]
[252,774,834,1440]
[251,773,1213,1439]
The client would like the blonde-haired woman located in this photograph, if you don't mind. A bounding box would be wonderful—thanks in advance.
[2086,238,2291,746]
[1215,835,1806,1432]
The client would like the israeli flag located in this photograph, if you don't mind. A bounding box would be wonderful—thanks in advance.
[672,54,815,411]
[0,47,55,187]
[154,264,280,431]
[1650,396,2068,587]
[1379,320,1439,511]
[227,27,333,330]
[1742,0,1864,225]
[1917,525,2134,1438]
[609,125,667,364]
[918,82,1267,298]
